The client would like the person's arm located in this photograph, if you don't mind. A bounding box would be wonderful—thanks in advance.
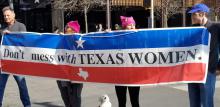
[19,23,27,32]
[1,24,11,34]
[217,24,220,76]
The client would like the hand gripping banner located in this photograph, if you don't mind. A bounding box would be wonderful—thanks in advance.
[0,27,210,86]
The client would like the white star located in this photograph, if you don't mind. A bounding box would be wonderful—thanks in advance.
[76,39,85,49]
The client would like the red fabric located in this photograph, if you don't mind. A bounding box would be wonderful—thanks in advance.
[1,60,206,85]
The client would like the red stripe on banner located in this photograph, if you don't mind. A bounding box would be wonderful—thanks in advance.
[1,60,206,85]
[69,64,206,85]
[1,60,70,79]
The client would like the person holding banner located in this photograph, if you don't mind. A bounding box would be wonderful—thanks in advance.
[0,6,31,107]
[114,16,140,107]
[56,20,83,107]
[187,3,220,107]
[217,62,220,76]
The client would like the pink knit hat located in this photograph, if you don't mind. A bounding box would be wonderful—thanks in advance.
[120,16,135,28]
[66,21,80,33]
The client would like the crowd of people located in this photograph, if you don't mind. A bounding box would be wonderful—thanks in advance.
[0,3,220,107]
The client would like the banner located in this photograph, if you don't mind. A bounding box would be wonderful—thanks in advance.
[0,27,210,86]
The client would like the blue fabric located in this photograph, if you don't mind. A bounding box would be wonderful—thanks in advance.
[2,28,209,50]
[0,74,31,107]
[188,3,210,13]
[188,72,216,107]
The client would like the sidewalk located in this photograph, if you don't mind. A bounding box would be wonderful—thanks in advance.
[2,76,220,107]
[3,76,63,107]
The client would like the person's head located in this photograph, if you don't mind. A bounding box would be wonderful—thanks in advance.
[120,16,136,30]
[114,24,120,30]
[65,21,80,34]
[2,6,15,25]
[188,3,210,25]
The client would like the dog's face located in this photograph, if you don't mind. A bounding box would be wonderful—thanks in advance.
[99,94,110,103]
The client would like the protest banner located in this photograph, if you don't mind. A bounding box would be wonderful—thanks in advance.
[0,27,210,86]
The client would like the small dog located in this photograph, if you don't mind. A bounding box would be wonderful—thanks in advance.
[98,94,112,107]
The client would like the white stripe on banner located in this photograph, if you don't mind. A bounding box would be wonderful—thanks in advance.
[1,45,209,67]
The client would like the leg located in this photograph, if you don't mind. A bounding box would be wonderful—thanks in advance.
[115,86,127,107]
[68,83,83,107]
[188,83,201,107]
[0,74,9,107]
[200,72,216,107]
[57,81,72,107]
[14,75,31,107]
[128,86,140,107]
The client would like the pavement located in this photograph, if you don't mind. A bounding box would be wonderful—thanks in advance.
[1,76,220,107]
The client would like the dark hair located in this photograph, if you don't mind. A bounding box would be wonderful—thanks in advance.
[2,6,14,13]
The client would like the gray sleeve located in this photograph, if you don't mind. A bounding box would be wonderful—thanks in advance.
[19,23,27,32]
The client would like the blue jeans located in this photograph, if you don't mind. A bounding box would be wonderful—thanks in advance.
[0,74,31,107]
[188,72,216,107]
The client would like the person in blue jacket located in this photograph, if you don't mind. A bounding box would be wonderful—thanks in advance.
[187,3,220,107]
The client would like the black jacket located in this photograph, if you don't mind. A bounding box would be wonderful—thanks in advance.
[205,21,220,73]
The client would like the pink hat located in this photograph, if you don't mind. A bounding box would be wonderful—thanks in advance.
[66,21,80,33]
[120,16,135,28]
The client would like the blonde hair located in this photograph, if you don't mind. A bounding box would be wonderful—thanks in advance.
[2,6,14,13]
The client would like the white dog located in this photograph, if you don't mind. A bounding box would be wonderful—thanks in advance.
[98,94,112,107]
